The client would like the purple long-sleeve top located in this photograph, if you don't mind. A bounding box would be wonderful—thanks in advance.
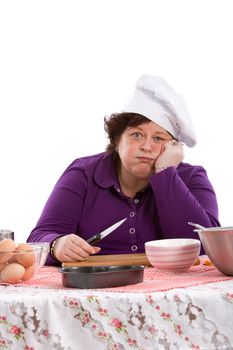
[27,152,220,265]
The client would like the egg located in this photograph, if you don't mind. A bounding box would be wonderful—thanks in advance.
[0,262,6,271]
[22,263,37,281]
[15,243,36,267]
[0,263,25,283]
[0,239,17,263]
[6,254,17,264]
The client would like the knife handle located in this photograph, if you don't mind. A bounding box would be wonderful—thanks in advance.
[87,233,101,246]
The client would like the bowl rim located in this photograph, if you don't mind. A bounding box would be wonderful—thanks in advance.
[145,238,201,248]
[27,242,50,250]
[197,226,233,232]
[0,245,42,253]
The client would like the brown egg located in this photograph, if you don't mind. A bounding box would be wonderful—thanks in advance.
[15,243,36,267]
[0,239,17,263]
[22,263,37,281]
[0,263,25,283]
[0,262,6,271]
[7,254,17,264]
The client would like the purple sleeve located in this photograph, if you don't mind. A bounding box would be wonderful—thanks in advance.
[27,164,87,265]
[150,165,219,244]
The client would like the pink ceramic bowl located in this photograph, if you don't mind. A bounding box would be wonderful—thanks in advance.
[145,238,201,272]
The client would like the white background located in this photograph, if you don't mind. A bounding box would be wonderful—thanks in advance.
[1,0,233,242]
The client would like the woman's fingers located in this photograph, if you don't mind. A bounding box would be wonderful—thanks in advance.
[53,234,101,262]
[62,246,100,262]
[155,139,184,171]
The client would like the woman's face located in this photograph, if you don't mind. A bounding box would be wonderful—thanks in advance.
[117,121,173,179]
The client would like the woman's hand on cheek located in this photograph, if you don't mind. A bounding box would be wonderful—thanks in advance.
[154,140,184,173]
[53,234,101,262]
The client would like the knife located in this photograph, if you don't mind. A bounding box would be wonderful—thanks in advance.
[87,218,127,246]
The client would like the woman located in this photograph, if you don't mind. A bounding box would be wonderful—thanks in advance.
[27,74,220,265]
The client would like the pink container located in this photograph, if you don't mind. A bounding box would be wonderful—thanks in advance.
[145,238,201,272]
[197,227,233,276]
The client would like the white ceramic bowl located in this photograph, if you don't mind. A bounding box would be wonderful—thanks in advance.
[145,238,201,272]
[197,227,233,276]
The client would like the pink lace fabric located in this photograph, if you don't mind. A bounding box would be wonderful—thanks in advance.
[17,257,233,293]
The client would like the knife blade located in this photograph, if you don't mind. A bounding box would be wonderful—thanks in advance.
[87,218,127,246]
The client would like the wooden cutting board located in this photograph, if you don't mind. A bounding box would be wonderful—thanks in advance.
[62,253,152,267]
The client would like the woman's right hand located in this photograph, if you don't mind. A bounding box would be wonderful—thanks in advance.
[154,140,184,173]
[52,234,101,262]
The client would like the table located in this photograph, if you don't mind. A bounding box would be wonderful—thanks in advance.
[1,260,233,350]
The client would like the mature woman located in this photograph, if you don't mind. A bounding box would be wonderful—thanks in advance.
[27,75,219,265]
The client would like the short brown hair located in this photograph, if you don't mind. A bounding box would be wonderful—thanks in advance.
[104,112,150,153]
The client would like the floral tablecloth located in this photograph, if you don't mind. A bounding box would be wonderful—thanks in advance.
[1,261,233,350]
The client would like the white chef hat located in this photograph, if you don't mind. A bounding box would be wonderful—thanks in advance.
[123,74,197,147]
